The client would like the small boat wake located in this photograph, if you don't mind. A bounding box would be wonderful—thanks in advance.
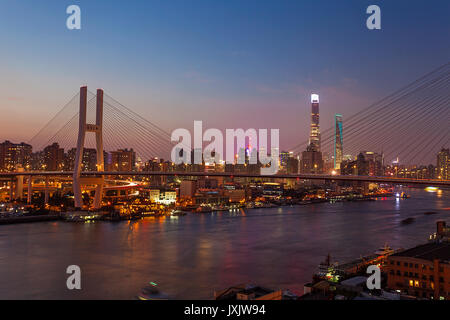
[137,282,170,300]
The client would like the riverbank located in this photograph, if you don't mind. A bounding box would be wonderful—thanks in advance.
[0,214,60,225]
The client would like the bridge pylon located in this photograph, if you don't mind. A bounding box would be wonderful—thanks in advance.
[73,86,105,209]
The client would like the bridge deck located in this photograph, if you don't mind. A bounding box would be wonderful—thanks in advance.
[0,171,449,187]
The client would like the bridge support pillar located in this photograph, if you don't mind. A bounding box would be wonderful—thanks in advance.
[44,176,49,205]
[15,166,24,200]
[27,176,32,204]
[93,89,105,209]
[93,183,104,209]
[73,86,105,209]
[9,178,14,201]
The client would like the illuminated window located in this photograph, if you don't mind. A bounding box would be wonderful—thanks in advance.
[414,280,419,287]
[409,280,414,287]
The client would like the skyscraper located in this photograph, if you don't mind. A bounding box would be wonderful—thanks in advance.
[309,94,321,152]
[334,114,343,171]
[300,94,324,174]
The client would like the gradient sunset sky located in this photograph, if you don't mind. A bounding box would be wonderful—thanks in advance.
[0,0,449,150]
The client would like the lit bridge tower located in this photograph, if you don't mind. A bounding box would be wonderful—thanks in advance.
[73,86,105,209]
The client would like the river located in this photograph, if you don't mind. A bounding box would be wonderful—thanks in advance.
[0,188,448,299]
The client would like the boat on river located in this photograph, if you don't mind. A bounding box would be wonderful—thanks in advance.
[195,205,212,213]
[171,209,187,216]
[401,217,415,225]
[137,283,170,300]
[374,244,395,256]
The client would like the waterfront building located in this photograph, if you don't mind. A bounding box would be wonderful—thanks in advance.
[197,177,219,189]
[385,222,450,300]
[223,189,245,203]
[149,188,177,205]
[193,191,228,205]
[437,148,450,180]
[386,242,450,300]
[261,182,283,197]
[179,180,196,199]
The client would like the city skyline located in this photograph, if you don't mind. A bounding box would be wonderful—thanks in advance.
[2,52,450,168]
[1,0,450,149]
[0,1,449,304]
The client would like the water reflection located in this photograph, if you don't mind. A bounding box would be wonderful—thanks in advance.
[0,188,448,299]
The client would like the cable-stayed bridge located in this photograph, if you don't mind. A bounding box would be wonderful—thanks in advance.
[3,62,450,207]
[287,61,450,165]
[1,171,449,187]
[26,62,450,167]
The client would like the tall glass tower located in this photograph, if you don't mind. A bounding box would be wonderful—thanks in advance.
[301,94,324,174]
[334,114,343,170]
[309,94,321,152]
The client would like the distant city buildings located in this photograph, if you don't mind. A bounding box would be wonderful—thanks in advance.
[148,188,177,205]
[64,148,108,172]
[280,151,298,174]
[437,148,449,180]
[108,148,136,171]
[43,142,64,171]
[81,148,99,172]
[0,135,448,183]
[0,140,32,171]
[340,151,383,176]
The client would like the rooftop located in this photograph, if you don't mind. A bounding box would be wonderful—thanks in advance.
[340,276,368,287]
[391,242,450,262]
[215,284,273,300]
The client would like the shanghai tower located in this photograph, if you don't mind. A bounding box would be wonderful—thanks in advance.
[300,94,324,174]
[309,94,321,151]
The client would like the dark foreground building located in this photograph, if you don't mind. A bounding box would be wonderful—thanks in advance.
[385,224,450,300]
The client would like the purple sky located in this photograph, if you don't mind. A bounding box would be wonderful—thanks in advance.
[0,0,449,155]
